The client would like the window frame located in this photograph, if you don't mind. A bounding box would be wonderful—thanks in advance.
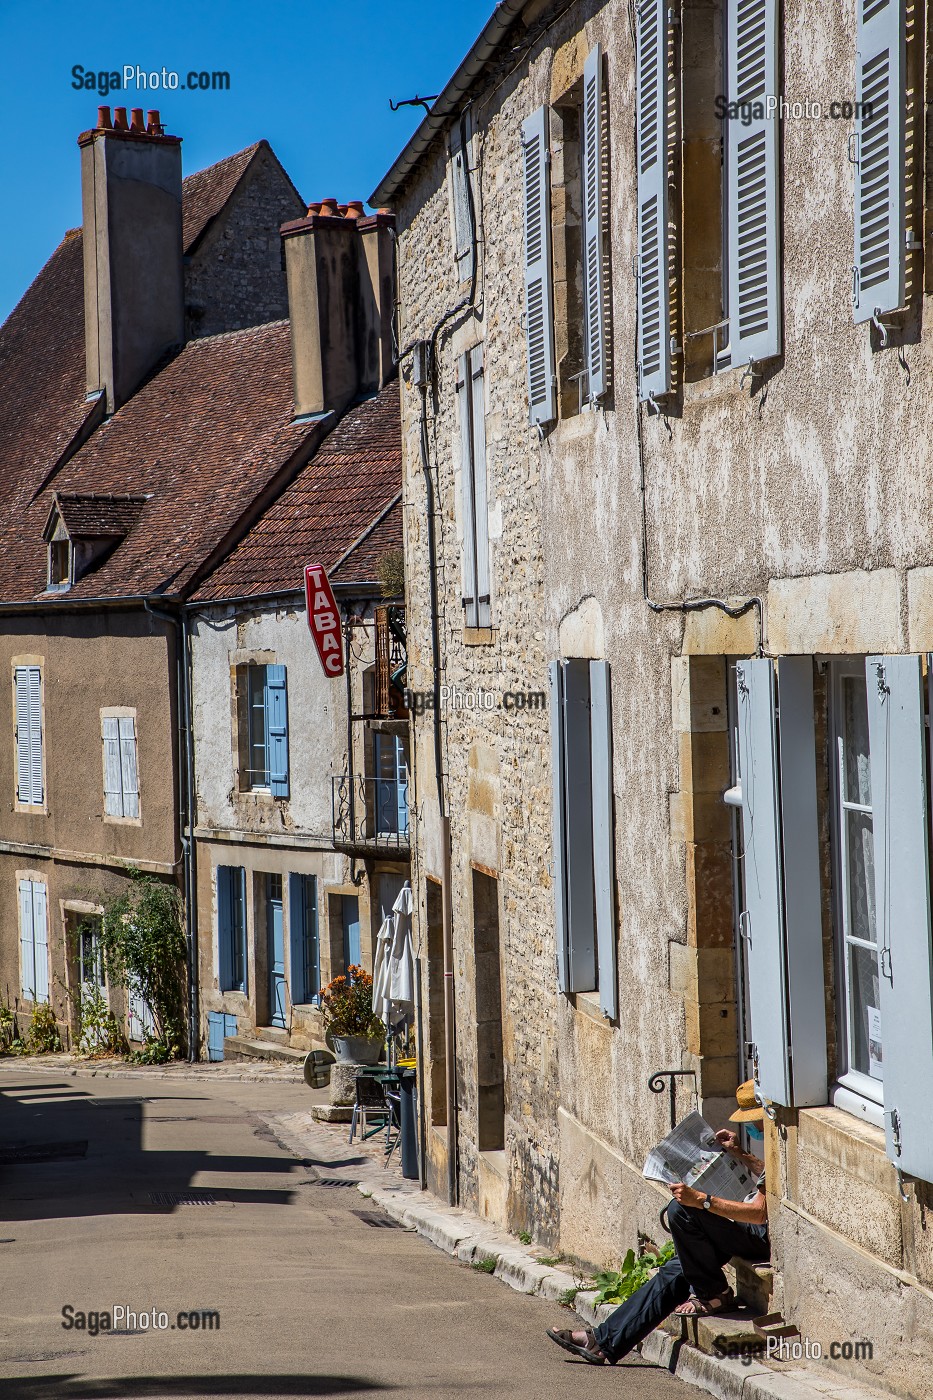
[247,663,270,791]
[829,657,884,1123]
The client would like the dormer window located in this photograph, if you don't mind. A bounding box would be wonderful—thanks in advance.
[42,492,147,596]
[48,536,73,591]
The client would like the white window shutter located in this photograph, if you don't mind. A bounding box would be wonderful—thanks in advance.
[853,0,906,323]
[102,716,123,816]
[32,882,49,1005]
[119,717,139,819]
[589,661,617,1020]
[865,655,933,1181]
[457,352,478,628]
[521,106,556,425]
[636,0,670,401]
[19,879,35,1000]
[468,346,491,627]
[582,43,608,401]
[15,666,43,805]
[549,661,569,993]
[726,0,781,367]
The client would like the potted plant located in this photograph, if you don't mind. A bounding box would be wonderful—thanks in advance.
[319,966,385,1065]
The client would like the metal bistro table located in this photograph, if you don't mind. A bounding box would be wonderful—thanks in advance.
[365,1063,419,1180]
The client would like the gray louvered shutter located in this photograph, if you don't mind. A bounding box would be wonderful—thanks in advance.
[19,879,35,1000]
[549,661,569,993]
[457,352,478,627]
[451,116,475,285]
[32,882,49,1004]
[102,716,123,816]
[726,0,781,366]
[469,346,491,627]
[521,107,556,425]
[853,0,906,322]
[589,661,617,1019]
[15,666,43,806]
[865,656,933,1181]
[118,717,139,818]
[583,44,608,401]
[636,0,670,400]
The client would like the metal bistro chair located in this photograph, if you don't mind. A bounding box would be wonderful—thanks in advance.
[348,1073,391,1145]
[383,1085,402,1168]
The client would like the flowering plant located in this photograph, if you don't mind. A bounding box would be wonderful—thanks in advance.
[319,966,385,1039]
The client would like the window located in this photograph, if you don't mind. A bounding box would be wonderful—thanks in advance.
[13,665,43,807]
[48,538,72,590]
[217,865,247,993]
[831,663,881,1101]
[548,658,618,1018]
[374,733,409,837]
[289,873,319,1004]
[456,345,491,628]
[239,663,289,797]
[78,917,105,991]
[19,878,49,1004]
[102,712,139,819]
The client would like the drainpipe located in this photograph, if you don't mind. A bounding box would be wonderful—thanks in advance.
[145,600,199,1061]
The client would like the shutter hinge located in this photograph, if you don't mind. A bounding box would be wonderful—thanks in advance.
[873,660,889,699]
[891,1107,902,1157]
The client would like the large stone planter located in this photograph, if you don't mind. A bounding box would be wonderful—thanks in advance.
[331,1034,383,1065]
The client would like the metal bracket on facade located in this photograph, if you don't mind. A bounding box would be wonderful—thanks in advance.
[648,1069,698,1132]
[871,309,890,348]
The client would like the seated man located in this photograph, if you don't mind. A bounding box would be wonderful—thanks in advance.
[546,1081,768,1367]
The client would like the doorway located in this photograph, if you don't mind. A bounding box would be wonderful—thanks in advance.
[267,874,286,1028]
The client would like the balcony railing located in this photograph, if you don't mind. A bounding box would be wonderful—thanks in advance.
[332,774,410,857]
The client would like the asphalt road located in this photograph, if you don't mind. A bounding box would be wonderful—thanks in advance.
[0,1067,703,1400]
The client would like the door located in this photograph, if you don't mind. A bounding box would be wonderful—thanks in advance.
[267,874,286,1028]
[374,733,409,836]
[78,917,106,1049]
[342,895,361,969]
[128,985,155,1043]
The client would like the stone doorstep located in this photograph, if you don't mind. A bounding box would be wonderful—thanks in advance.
[222,1035,307,1066]
[262,1112,890,1400]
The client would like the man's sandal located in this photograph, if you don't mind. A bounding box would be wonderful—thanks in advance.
[546,1326,614,1365]
[673,1287,735,1317]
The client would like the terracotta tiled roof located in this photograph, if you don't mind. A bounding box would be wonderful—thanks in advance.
[0,321,322,601]
[182,142,262,252]
[330,498,403,584]
[49,492,149,541]
[192,379,403,601]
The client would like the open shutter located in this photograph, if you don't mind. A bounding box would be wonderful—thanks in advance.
[266,666,289,799]
[19,880,35,1000]
[853,0,906,322]
[102,716,123,816]
[636,0,670,400]
[217,866,234,992]
[15,666,42,806]
[865,656,933,1181]
[589,661,617,1019]
[118,717,139,819]
[726,0,781,366]
[451,115,475,284]
[549,662,569,992]
[32,882,49,1005]
[582,43,608,400]
[563,660,597,992]
[457,352,479,628]
[521,106,556,425]
[469,347,490,627]
[289,873,307,1004]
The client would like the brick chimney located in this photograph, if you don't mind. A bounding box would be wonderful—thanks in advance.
[79,107,184,413]
[281,203,395,419]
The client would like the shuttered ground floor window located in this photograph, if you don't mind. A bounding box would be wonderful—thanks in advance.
[19,878,49,1004]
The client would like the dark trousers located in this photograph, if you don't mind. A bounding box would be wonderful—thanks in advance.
[593,1201,770,1362]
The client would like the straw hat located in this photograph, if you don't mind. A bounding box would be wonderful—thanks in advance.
[729,1079,765,1123]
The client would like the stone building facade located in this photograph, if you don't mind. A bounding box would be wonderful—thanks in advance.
[373,0,933,1390]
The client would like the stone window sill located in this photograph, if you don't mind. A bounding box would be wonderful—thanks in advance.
[569,989,611,1029]
[463,627,497,647]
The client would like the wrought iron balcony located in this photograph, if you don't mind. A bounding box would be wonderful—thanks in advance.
[332,774,410,858]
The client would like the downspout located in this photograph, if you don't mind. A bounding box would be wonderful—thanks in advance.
[145,600,199,1060]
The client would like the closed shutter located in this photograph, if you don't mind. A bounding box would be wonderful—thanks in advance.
[589,661,617,1020]
[217,867,234,992]
[118,717,139,819]
[736,658,826,1107]
[853,0,906,322]
[266,666,289,799]
[521,106,557,425]
[19,879,35,1000]
[102,716,123,816]
[14,666,43,806]
[865,655,933,1180]
[548,661,569,993]
[636,0,671,400]
[457,352,478,628]
[451,116,475,284]
[726,0,781,366]
[469,347,490,627]
[582,43,608,400]
[32,881,49,1004]
[289,873,307,1004]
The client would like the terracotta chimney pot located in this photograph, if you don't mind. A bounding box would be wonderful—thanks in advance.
[345,201,364,219]
[97,106,113,130]
[113,107,129,131]
[146,109,162,134]
[318,197,338,217]
[129,108,145,133]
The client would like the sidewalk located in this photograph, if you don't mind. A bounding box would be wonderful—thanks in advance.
[0,1050,304,1083]
[264,1106,893,1400]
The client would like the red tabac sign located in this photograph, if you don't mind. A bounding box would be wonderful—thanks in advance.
[304,563,344,678]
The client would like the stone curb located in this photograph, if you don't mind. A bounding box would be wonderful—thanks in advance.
[0,1057,303,1083]
[226,1108,895,1400]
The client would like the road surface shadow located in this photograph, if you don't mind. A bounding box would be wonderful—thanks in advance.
[0,1375,396,1398]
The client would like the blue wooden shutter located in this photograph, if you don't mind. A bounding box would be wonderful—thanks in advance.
[207,1011,224,1061]
[521,106,556,425]
[636,0,670,400]
[853,0,906,322]
[15,666,43,805]
[582,43,608,401]
[217,866,234,991]
[589,661,617,1019]
[457,352,479,628]
[289,873,307,1003]
[726,0,781,367]
[548,661,569,993]
[865,656,933,1180]
[265,665,289,799]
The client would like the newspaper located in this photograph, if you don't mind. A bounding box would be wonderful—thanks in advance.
[643,1110,756,1203]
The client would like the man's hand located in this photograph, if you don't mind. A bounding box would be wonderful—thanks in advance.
[670,1183,704,1209]
[714,1129,740,1153]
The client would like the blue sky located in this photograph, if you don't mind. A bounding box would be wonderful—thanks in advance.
[0,0,493,320]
